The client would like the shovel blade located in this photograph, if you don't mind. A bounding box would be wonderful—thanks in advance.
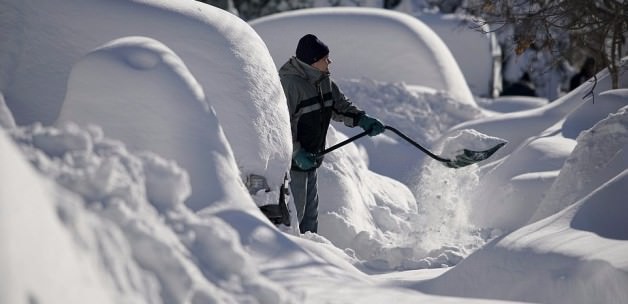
[444,142,506,168]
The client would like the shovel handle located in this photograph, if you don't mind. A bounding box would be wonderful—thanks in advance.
[318,130,370,156]
[383,126,450,162]
[317,125,450,163]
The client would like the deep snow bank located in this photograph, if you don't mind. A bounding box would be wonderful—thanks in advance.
[417,169,628,304]
[457,60,628,232]
[531,90,628,222]
[415,102,628,304]
[448,61,628,162]
[0,0,291,191]
[3,123,295,304]
[56,36,246,211]
[0,130,123,304]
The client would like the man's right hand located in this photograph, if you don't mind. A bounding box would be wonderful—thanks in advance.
[293,149,316,170]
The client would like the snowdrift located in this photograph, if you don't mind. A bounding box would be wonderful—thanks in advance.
[418,167,628,304]
[412,62,628,304]
[0,0,292,194]
[451,62,628,231]
[0,124,298,303]
[56,36,246,211]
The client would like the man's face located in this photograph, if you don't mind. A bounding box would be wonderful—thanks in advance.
[311,55,331,73]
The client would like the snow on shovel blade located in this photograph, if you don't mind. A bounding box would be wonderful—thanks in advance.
[444,142,506,168]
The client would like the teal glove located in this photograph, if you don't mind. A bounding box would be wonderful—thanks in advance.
[293,149,316,170]
[358,115,385,136]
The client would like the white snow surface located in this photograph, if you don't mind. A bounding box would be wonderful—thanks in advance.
[412,13,498,98]
[0,0,292,196]
[250,7,476,106]
[1,1,627,304]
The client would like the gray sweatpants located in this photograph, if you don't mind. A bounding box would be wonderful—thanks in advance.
[289,169,319,233]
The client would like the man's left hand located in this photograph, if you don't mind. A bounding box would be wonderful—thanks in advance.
[358,115,385,136]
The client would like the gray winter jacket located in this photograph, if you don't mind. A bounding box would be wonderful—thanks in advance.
[279,57,364,171]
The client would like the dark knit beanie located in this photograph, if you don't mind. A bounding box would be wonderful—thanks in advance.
[296,34,329,65]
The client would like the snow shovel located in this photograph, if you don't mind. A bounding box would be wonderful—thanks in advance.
[318,125,505,168]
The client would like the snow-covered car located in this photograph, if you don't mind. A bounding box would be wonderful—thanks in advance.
[250,7,477,107]
[1,0,295,226]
